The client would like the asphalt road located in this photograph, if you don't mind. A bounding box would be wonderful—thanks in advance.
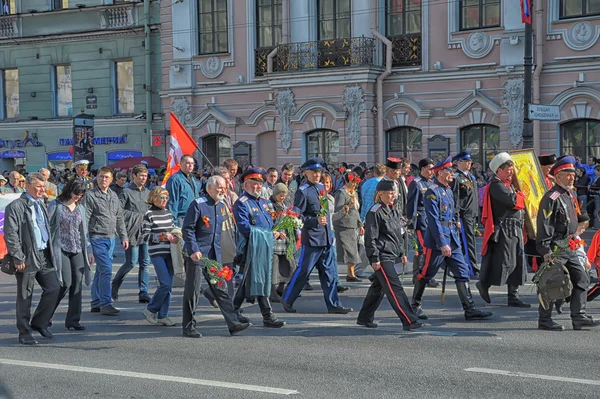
[1,231,600,399]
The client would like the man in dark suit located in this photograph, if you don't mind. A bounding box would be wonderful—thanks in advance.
[4,172,61,345]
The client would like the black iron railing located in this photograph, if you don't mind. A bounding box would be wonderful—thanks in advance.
[386,33,422,67]
[255,46,276,77]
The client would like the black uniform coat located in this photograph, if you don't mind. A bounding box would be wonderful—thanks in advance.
[365,203,404,264]
[480,176,527,286]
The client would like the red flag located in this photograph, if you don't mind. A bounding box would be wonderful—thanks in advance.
[521,0,531,24]
[161,112,198,186]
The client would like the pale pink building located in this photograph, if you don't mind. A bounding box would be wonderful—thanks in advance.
[160,0,600,170]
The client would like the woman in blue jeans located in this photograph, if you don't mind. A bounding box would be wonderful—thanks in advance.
[141,187,179,326]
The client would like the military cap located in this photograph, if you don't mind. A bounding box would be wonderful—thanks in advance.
[537,154,557,166]
[73,159,89,168]
[240,167,265,183]
[386,157,402,169]
[376,179,396,192]
[550,156,576,176]
[418,158,434,169]
[432,156,453,173]
[300,157,325,171]
[452,149,472,162]
[489,152,512,173]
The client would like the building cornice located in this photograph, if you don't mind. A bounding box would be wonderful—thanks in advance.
[0,117,151,130]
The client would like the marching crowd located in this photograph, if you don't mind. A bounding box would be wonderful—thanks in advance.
[2,149,600,345]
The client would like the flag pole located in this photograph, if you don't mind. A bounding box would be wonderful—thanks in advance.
[192,141,214,169]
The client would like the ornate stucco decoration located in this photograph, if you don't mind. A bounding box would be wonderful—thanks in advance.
[343,85,365,152]
[198,56,224,79]
[275,88,296,153]
[546,1,600,50]
[462,32,494,59]
[171,97,191,126]
[503,78,524,149]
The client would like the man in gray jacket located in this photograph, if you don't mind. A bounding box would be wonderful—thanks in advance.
[4,172,60,345]
[85,166,129,316]
[111,164,151,303]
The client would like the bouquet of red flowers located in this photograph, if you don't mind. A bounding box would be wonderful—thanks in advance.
[317,189,329,217]
[273,209,303,262]
[201,258,233,287]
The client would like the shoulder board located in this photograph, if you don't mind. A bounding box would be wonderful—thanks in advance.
[549,191,561,201]
[195,197,208,204]
[369,204,381,212]
[239,196,249,203]
[414,176,422,182]
[299,184,309,191]
[430,184,439,190]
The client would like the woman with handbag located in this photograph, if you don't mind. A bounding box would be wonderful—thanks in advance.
[333,171,364,282]
[141,187,179,326]
[48,178,92,331]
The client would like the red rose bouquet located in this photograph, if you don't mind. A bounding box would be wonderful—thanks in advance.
[273,209,303,262]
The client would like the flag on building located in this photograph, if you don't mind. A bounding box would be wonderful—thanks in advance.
[0,193,21,259]
[521,0,531,24]
[161,112,197,186]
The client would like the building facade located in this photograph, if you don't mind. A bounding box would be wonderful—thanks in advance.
[0,0,163,173]
[160,0,600,171]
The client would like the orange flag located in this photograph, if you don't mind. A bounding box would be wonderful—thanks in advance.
[162,112,198,186]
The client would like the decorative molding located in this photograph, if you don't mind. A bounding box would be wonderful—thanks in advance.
[311,113,328,130]
[247,104,277,126]
[447,4,501,58]
[99,7,135,29]
[550,86,600,107]
[275,88,296,153]
[0,17,20,38]
[392,111,409,127]
[546,0,600,50]
[384,94,433,119]
[569,101,593,119]
[262,116,276,132]
[444,90,502,118]
[197,56,224,79]
[466,107,489,125]
[170,97,191,126]
[246,0,256,83]
[342,85,365,152]
[188,105,237,129]
[290,101,345,123]
[503,78,524,148]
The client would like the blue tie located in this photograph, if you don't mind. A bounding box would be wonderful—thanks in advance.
[34,201,49,244]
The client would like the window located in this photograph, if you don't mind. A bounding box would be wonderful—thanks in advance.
[459,0,501,31]
[202,135,232,167]
[561,119,600,161]
[53,0,68,10]
[3,69,19,119]
[257,0,282,48]
[54,65,72,117]
[318,0,351,40]
[199,0,228,54]
[306,130,339,166]
[460,124,500,170]
[386,127,422,161]
[1,0,16,15]
[561,0,600,18]
[115,60,134,114]
[386,0,421,36]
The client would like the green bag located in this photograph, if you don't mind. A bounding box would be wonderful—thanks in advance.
[536,263,573,310]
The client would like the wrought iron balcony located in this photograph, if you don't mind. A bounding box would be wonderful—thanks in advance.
[386,33,422,67]
[257,37,375,74]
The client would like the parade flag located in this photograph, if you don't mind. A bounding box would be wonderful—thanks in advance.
[0,194,21,259]
[161,112,198,186]
[521,0,531,24]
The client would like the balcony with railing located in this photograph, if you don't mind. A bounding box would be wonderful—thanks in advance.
[386,33,421,67]
[255,36,376,76]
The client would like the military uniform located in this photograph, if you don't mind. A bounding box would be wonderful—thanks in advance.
[181,194,248,337]
[357,180,422,331]
[411,157,492,321]
[536,156,600,331]
[232,172,285,328]
[282,158,350,314]
[452,151,479,276]
[407,171,436,282]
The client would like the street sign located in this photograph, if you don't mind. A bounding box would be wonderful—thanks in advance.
[528,104,560,121]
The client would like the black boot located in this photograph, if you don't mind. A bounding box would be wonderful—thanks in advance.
[269,284,282,303]
[411,279,429,320]
[507,284,531,308]
[554,299,563,315]
[456,281,493,320]
[538,303,564,331]
[257,297,285,328]
[475,281,491,303]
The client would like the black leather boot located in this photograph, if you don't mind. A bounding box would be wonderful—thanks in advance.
[538,303,563,331]
[475,281,491,303]
[411,279,429,320]
[507,284,531,308]
[257,297,285,328]
[456,281,493,320]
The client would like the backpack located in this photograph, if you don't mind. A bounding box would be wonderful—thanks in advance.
[536,263,573,310]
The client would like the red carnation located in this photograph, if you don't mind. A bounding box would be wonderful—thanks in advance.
[209,266,217,273]
[348,174,355,181]
[339,167,345,173]
[356,178,362,184]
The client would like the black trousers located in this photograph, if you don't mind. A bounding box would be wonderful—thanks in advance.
[358,260,418,326]
[232,268,273,318]
[182,257,241,332]
[461,214,478,273]
[15,251,61,336]
[53,251,85,326]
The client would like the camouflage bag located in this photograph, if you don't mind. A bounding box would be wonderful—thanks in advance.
[535,262,573,310]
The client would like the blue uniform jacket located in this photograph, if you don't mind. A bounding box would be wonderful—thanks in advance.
[166,170,202,221]
[423,179,461,250]
[182,194,224,263]
[232,191,274,238]
[407,175,434,230]
[295,182,334,247]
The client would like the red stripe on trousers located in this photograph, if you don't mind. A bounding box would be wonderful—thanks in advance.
[380,267,411,325]
[417,248,432,281]
[416,230,428,256]
[589,285,600,298]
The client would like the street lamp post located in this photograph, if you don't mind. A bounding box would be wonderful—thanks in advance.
[522,0,534,149]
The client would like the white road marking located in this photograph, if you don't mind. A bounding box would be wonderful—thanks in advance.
[465,367,600,386]
[0,359,299,395]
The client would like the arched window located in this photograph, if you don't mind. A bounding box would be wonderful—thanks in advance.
[561,119,600,162]
[306,129,339,166]
[460,124,500,171]
[386,126,422,161]
[202,134,232,167]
